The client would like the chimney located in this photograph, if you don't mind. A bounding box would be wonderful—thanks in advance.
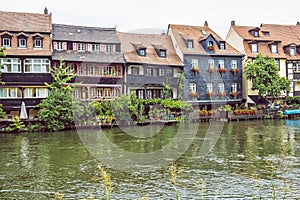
[297,22,300,25]
[231,21,235,26]
[204,21,208,27]
[44,7,48,15]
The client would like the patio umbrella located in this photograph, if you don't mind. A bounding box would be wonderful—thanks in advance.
[20,101,28,119]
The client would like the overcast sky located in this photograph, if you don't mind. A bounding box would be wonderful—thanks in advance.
[1,0,299,38]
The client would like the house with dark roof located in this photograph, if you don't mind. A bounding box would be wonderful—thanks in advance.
[168,22,244,109]
[117,32,183,99]
[226,21,288,103]
[0,8,52,120]
[52,24,125,100]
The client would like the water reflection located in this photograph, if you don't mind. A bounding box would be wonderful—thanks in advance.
[0,120,299,199]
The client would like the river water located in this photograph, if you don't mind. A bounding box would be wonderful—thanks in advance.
[0,120,299,199]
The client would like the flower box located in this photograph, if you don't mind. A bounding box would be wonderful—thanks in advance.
[206,92,213,98]
[219,68,227,73]
[208,46,214,51]
[191,67,199,72]
[230,91,238,98]
[190,92,198,97]
[230,68,239,74]
[208,68,216,73]
[218,92,226,97]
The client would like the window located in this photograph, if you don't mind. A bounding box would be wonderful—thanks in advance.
[33,37,42,48]
[136,89,144,99]
[189,83,197,93]
[106,45,113,52]
[159,68,165,76]
[166,69,173,77]
[77,43,85,52]
[251,43,258,53]
[293,63,300,71]
[290,47,296,56]
[0,58,21,73]
[218,60,225,69]
[0,88,21,98]
[139,49,146,56]
[264,32,270,36]
[152,68,158,77]
[231,60,237,69]
[92,44,99,52]
[208,41,213,47]
[187,40,194,48]
[2,37,11,47]
[207,83,213,93]
[24,88,48,98]
[191,59,198,69]
[254,31,259,37]
[128,65,143,75]
[208,59,214,69]
[231,83,237,92]
[56,42,63,50]
[159,50,166,58]
[220,42,225,50]
[271,44,277,54]
[146,68,152,76]
[218,83,225,92]
[18,38,27,48]
[274,59,280,70]
[24,59,50,73]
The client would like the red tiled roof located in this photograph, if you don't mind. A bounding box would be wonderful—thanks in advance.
[0,11,52,33]
[117,32,183,66]
[168,24,243,56]
[231,24,286,58]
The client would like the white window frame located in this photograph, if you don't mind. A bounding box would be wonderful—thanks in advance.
[92,44,99,52]
[0,58,21,73]
[187,40,193,49]
[208,59,214,69]
[77,43,85,52]
[159,50,166,57]
[207,83,213,93]
[18,38,27,48]
[220,42,225,50]
[231,60,237,69]
[271,44,277,54]
[189,83,197,93]
[34,37,42,48]
[0,88,21,98]
[218,83,225,92]
[290,47,296,56]
[56,42,63,51]
[218,60,225,69]
[251,43,258,53]
[24,59,50,73]
[2,37,11,47]
[231,83,237,92]
[139,49,146,56]
[254,31,259,37]
[159,68,165,76]
[106,45,113,52]
[24,88,49,98]
[294,63,300,71]
[191,59,199,69]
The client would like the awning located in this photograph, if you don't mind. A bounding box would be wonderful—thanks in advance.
[248,95,269,105]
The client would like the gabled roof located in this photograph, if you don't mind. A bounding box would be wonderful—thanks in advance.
[52,24,120,44]
[231,25,279,41]
[168,24,243,56]
[117,32,183,66]
[0,11,51,33]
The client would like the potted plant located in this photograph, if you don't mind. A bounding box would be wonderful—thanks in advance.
[230,68,239,74]
[219,68,227,73]
[208,67,216,73]
[218,91,226,97]
[200,110,208,116]
[206,91,213,98]
[230,91,238,99]
[191,67,199,72]
[190,91,198,98]
[208,46,214,51]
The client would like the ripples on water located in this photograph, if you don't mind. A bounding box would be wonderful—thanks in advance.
[0,120,299,199]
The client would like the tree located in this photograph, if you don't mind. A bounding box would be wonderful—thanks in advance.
[245,54,291,103]
[38,59,76,131]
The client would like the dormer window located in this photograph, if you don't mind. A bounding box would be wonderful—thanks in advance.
[159,50,166,58]
[77,43,85,52]
[2,35,11,47]
[208,41,214,51]
[251,43,258,53]
[271,44,278,54]
[290,47,296,56]
[139,48,146,56]
[33,36,42,48]
[220,42,225,50]
[18,38,27,48]
[254,31,259,37]
[187,40,194,49]
[264,31,270,36]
